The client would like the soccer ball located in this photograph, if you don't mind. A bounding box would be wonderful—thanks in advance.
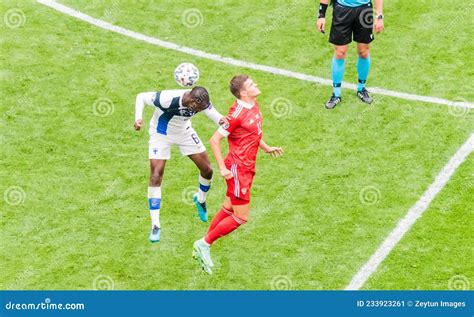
[174,63,199,87]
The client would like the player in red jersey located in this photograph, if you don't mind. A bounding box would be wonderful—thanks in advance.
[193,75,283,274]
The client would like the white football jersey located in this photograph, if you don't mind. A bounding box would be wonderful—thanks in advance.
[135,89,222,137]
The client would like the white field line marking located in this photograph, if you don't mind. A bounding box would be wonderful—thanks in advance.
[37,0,474,109]
[346,133,474,290]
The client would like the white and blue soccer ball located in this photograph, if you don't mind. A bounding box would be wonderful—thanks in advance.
[174,62,199,87]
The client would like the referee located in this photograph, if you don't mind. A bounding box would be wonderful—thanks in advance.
[316,0,384,109]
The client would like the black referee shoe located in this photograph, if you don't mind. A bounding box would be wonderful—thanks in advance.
[325,94,342,109]
[357,88,373,104]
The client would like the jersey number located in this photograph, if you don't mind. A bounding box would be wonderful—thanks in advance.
[191,133,200,144]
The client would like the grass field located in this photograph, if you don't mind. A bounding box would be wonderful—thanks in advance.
[1,0,472,290]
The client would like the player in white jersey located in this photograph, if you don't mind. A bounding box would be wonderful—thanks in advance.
[134,86,225,243]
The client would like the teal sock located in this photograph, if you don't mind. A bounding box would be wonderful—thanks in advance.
[357,55,371,91]
[332,56,345,97]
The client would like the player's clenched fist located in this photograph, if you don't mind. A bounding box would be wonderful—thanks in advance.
[316,18,325,33]
[134,119,142,131]
[218,115,230,128]
[220,167,233,179]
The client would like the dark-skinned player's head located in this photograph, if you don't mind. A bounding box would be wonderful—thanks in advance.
[187,86,210,112]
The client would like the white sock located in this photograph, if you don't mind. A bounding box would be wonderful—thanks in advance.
[148,186,161,228]
[150,210,160,229]
[198,175,211,203]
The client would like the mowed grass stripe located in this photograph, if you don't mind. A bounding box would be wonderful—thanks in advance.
[37,0,473,109]
[0,1,472,290]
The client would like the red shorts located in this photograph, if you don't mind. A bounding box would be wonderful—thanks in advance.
[225,163,255,205]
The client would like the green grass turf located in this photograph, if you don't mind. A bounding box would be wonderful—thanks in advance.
[0,0,472,290]
[364,156,473,290]
[60,0,474,101]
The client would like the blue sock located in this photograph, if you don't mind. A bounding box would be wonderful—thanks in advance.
[332,56,345,97]
[148,186,161,228]
[197,175,211,203]
[357,55,371,91]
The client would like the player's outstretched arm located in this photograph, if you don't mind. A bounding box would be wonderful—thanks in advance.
[202,104,225,126]
[259,139,284,158]
[134,92,155,131]
[210,131,233,179]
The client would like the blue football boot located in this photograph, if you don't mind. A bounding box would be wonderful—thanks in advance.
[193,193,208,222]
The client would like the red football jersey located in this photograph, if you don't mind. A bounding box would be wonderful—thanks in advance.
[218,100,263,173]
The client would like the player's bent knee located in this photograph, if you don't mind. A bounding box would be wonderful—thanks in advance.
[150,172,164,186]
[149,178,162,187]
[237,214,248,222]
[200,165,213,179]
[335,50,347,60]
[358,50,370,59]
[232,204,250,223]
